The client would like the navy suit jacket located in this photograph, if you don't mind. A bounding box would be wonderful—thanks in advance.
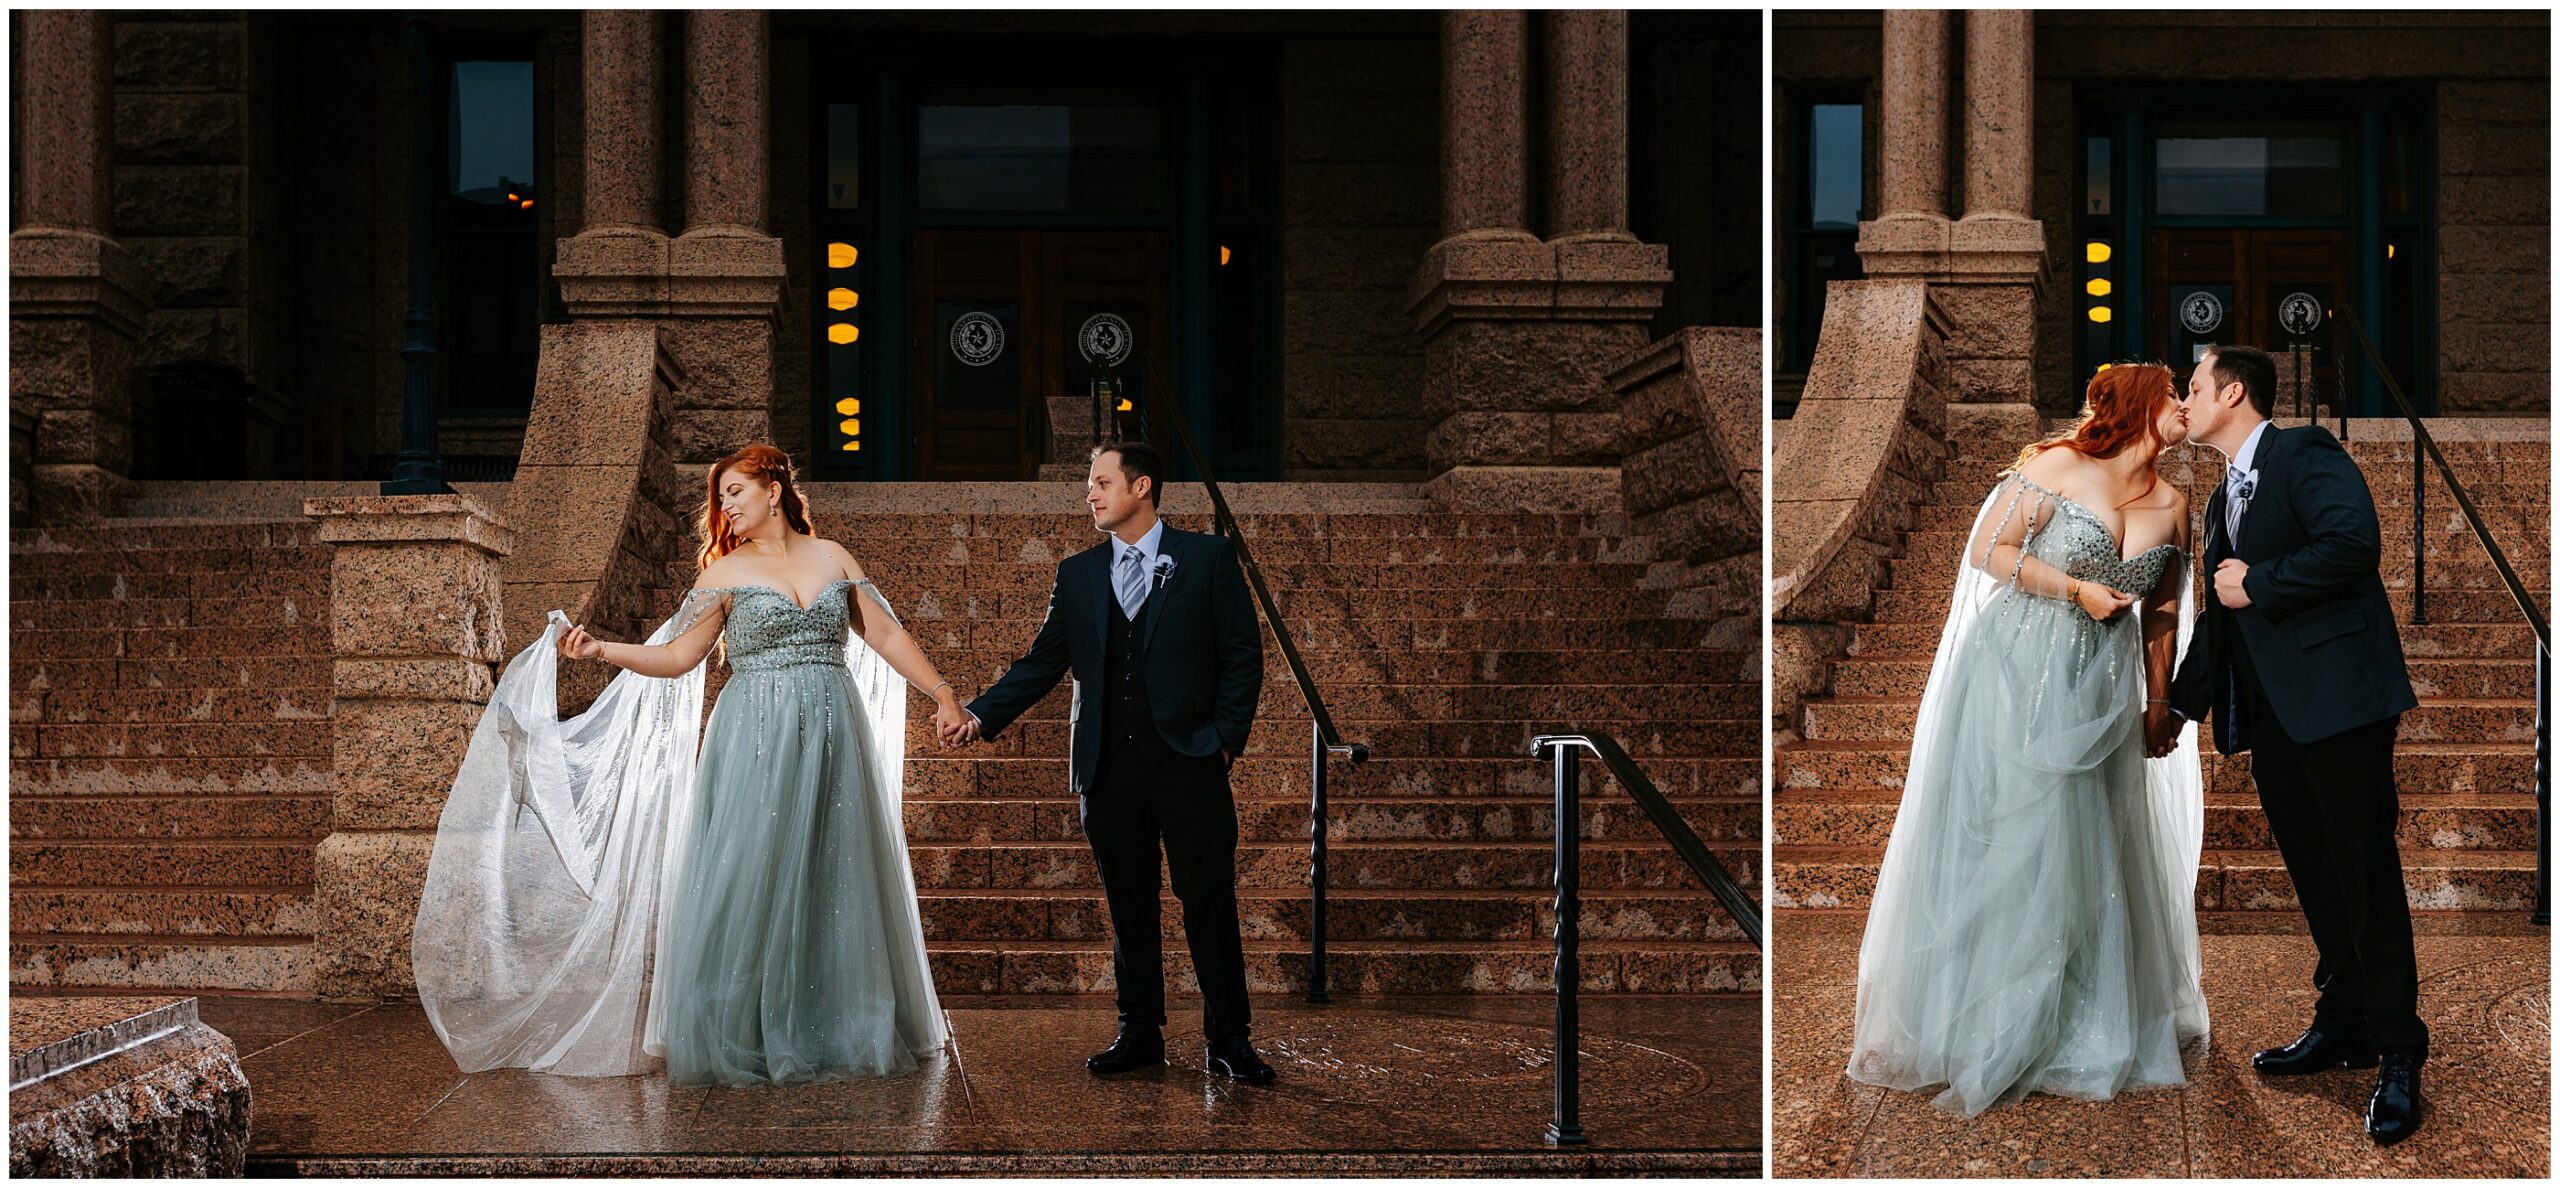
[966,525,1264,795]
[2168,424,2418,750]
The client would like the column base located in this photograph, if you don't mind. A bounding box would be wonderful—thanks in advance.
[1422,465,1624,515]
[555,228,784,461]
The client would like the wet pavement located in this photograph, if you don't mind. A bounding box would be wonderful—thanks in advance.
[199,993,1757,1175]
[1772,913,2549,1178]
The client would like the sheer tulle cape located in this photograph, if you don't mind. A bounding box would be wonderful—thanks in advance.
[413,586,933,1076]
[1846,475,2210,1116]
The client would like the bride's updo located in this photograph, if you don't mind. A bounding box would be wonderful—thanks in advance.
[2009,362,2178,480]
[697,444,815,569]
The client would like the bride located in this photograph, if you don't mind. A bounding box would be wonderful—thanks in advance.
[1847,363,2211,1116]
[413,444,969,1086]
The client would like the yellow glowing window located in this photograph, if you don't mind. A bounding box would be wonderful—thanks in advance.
[828,242,859,269]
[2085,279,2111,297]
[841,440,861,452]
[2085,242,2112,264]
[1219,245,1232,266]
[2087,306,2113,324]
[839,418,861,436]
[827,324,859,345]
[835,397,860,416]
[828,288,859,310]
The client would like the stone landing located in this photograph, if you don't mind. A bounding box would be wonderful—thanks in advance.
[207,994,1756,1175]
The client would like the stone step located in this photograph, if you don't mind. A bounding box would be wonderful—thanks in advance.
[12,841,316,888]
[9,757,335,797]
[17,688,334,725]
[900,755,1762,800]
[9,887,318,937]
[902,586,1694,621]
[1830,656,2537,701]
[906,841,1758,893]
[7,937,314,993]
[8,545,331,578]
[921,938,1758,996]
[10,796,332,840]
[907,719,1756,760]
[12,570,331,603]
[1772,788,2540,851]
[1777,740,2536,797]
[22,721,333,760]
[894,617,1728,656]
[842,536,1664,566]
[917,888,1749,944]
[1799,696,2536,745]
[1846,619,2536,659]
[6,597,328,632]
[11,521,324,551]
[1770,845,2538,914]
[12,624,333,662]
[1889,527,2547,578]
[903,794,1759,846]
[13,658,331,693]
[797,510,1635,541]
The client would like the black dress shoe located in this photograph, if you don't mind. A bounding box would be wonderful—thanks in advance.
[2252,1027,2380,1076]
[1205,1036,1276,1085]
[2366,1055,2424,1146]
[1086,1027,1165,1075]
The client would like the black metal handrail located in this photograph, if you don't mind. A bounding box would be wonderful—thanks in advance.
[2334,305,2550,925]
[1125,349,1371,1001]
[1529,731,1763,1145]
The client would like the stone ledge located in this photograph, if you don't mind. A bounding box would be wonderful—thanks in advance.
[8,996,249,1177]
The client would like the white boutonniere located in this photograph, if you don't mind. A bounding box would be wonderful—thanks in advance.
[2234,468,2258,520]
[1151,555,1176,592]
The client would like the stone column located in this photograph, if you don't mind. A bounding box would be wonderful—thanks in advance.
[1438,11,1535,243]
[1542,10,1635,244]
[303,495,514,1000]
[581,10,663,233]
[11,9,151,521]
[553,9,779,466]
[1854,8,2044,447]
[1407,9,1668,514]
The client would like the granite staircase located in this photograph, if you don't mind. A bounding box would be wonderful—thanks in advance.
[11,499,342,992]
[1774,426,2549,927]
[680,484,1766,996]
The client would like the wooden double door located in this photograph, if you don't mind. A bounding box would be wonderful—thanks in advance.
[2150,228,2346,409]
[911,230,1170,480]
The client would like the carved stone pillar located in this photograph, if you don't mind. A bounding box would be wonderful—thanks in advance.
[11,9,151,521]
[1858,9,2044,445]
[553,10,780,465]
[1408,9,1668,513]
[302,494,515,1000]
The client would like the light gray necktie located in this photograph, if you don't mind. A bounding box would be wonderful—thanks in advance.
[2224,463,2253,543]
[1115,545,1147,620]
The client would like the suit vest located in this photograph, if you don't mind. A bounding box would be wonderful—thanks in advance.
[1100,583,1171,765]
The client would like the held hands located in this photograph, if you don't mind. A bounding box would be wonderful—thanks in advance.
[2214,559,2253,609]
[931,694,979,748]
[2142,700,2181,759]
[2072,579,2136,622]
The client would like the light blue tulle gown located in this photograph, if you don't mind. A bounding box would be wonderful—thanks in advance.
[1847,476,2210,1116]
[654,579,948,1086]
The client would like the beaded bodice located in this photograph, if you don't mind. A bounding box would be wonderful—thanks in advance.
[2019,479,2183,607]
[718,579,862,673]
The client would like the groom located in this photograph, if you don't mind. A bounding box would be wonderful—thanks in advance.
[949,440,1273,1084]
[2165,344,2427,1145]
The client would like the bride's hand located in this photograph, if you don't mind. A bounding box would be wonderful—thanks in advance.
[2073,580,2135,621]
[559,624,605,662]
[2142,701,2179,758]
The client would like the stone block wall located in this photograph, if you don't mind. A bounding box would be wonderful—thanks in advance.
[110,11,290,473]
[1280,31,1439,481]
[2437,78,2549,414]
[1616,327,1762,630]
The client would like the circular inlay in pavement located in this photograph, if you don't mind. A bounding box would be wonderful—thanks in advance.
[1259,1011,1709,1106]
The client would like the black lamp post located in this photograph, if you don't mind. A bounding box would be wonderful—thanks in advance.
[384,10,450,495]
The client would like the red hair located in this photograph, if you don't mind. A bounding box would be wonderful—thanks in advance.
[2009,363,2177,506]
[697,444,813,570]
